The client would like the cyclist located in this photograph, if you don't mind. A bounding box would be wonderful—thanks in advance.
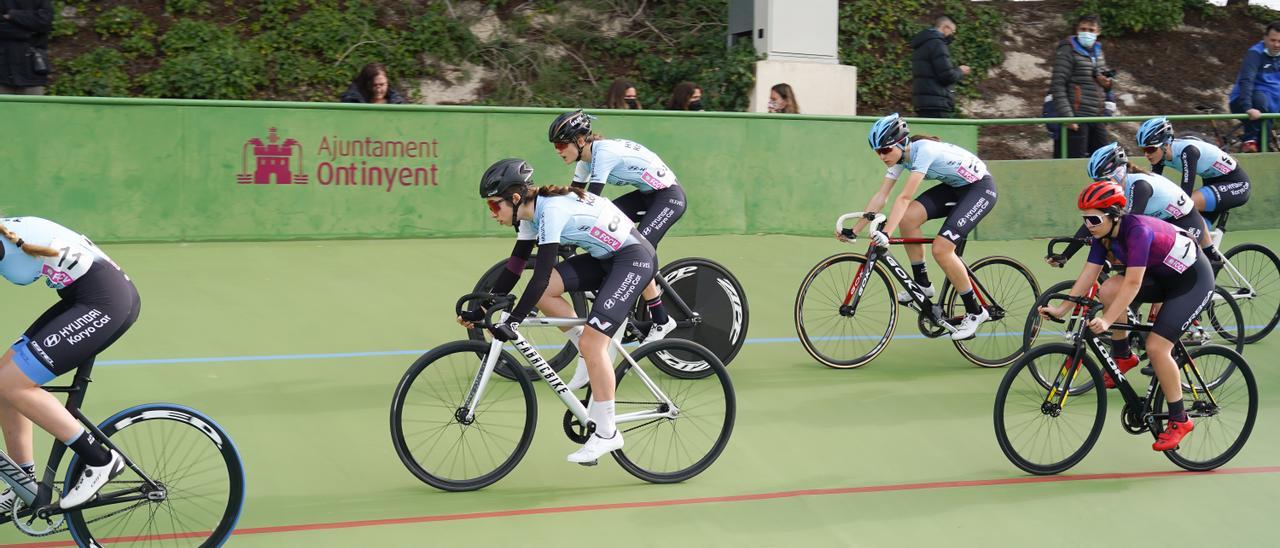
[1052,143,1218,264]
[1137,117,1251,230]
[846,112,998,340]
[548,110,684,386]
[0,217,138,512]
[1040,182,1212,451]
[459,158,656,464]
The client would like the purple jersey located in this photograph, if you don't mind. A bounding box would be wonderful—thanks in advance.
[1087,214,1198,277]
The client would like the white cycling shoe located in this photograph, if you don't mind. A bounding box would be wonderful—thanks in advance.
[567,431,624,465]
[950,308,990,340]
[640,318,678,345]
[60,450,124,509]
[896,283,934,304]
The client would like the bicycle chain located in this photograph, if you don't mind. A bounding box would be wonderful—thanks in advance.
[12,487,153,538]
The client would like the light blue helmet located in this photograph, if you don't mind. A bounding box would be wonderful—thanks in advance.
[868,113,909,149]
[1136,117,1173,148]
[1087,142,1128,182]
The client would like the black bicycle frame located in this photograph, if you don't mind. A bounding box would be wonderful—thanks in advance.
[845,238,1002,326]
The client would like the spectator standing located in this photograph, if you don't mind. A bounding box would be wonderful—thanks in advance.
[1228,21,1280,153]
[604,78,640,109]
[0,0,53,95]
[768,83,800,113]
[340,63,406,104]
[1049,14,1114,158]
[666,81,703,111]
[910,15,969,119]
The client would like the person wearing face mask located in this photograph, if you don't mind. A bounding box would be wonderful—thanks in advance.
[665,81,704,111]
[1228,21,1280,153]
[910,15,970,119]
[1048,14,1114,158]
[767,83,800,114]
[604,78,641,110]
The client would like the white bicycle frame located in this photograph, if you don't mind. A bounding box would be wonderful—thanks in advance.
[1208,229,1260,303]
[0,451,37,506]
[461,315,680,429]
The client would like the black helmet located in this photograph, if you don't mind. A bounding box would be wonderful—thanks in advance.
[548,110,594,143]
[479,158,533,199]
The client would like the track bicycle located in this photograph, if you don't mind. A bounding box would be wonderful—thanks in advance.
[794,212,1040,368]
[469,246,748,381]
[995,293,1256,475]
[1023,237,1246,364]
[391,292,735,492]
[0,360,245,546]
[1207,211,1280,343]
[1193,104,1279,153]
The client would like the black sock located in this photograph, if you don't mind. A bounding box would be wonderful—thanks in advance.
[646,296,670,325]
[1111,338,1132,359]
[959,290,980,315]
[911,262,931,287]
[66,430,112,467]
[1167,399,1187,423]
[1203,245,1222,263]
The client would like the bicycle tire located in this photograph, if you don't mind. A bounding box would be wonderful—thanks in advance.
[993,343,1106,475]
[390,340,536,491]
[632,257,749,378]
[944,255,1041,367]
[470,256,589,380]
[610,339,735,483]
[65,403,245,547]
[1218,242,1280,343]
[1152,345,1257,471]
[1021,280,1079,352]
[794,253,898,368]
[1202,286,1246,358]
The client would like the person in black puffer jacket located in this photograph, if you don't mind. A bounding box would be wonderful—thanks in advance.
[1049,14,1115,158]
[340,63,407,104]
[0,0,53,95]
[911,16,970,118]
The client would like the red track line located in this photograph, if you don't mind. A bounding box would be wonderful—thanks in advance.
[6,465,1279,547]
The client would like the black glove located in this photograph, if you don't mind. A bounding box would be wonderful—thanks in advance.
[489,321,520,342]
[459,306,486,323]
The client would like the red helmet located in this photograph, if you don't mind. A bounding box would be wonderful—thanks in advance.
[1077,181,1126,212]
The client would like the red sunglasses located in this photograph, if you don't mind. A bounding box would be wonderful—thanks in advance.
[487,200,503,215]
[875,146,896,155]
[554,141,573,151]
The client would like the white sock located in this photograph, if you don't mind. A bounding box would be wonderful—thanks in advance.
[566,326,584,347]
[590,399,616,438]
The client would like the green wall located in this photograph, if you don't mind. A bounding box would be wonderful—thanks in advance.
[2,96,1274,242]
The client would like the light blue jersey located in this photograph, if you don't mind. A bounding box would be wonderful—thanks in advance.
[1121,173,1193,220]
[0,217,119,289]
[573,139,679,193]
[1161,138,1239,179]
[886,139,990,188]
[516,193,641,259]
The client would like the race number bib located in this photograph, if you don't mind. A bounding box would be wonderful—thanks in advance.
[1211,152,1237,175]
[1161,233,1197,274]
[1163,194,1193,219]
[588,213,634,251]
[41,237,97,288]
[640,164,677,190]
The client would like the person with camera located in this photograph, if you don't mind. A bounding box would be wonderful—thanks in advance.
[1048,13,1114,158]
[0,0,53,95]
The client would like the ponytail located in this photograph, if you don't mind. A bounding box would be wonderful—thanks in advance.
[1126,161,1148,175]
[0,221,60,258]
[534,185,588,199]
[909,134,942,142]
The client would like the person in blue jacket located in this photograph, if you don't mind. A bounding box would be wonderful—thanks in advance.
[1229,21,1280,153]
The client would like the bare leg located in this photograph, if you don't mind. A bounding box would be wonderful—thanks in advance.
[536,270,576,334]
[641,280,660,301]
[0,352,82,454]
[931,237,970,294]
[1097,276,1130,345]
[899,201,929,266]
[578,328,615,400]
[1145,335,1183,403]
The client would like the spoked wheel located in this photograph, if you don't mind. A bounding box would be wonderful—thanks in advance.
[993,344,1106,475]
[470,256,590,380]
[944,256,1041,367]
[65,404,245,547]
[1198,286,1245,357]
[1216,243,1280,344]
[633,257,749,378]
[1152,345,1257,471]
[611,339,735,483]
[390,340,536,491]
[1021,280,1082,352]
[794,253,897,368]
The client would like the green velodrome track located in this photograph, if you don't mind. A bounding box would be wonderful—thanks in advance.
[2,232,1278,547]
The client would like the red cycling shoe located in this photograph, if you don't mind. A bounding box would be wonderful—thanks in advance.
[1153,418,1194,451]
[1103,354,1139,389]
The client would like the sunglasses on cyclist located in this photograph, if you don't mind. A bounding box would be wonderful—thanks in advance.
[1142,145,1161,154]
[875,146,896,155]
[554,141,573,151]
[486,200,503,215]
[1081,214,1106,227]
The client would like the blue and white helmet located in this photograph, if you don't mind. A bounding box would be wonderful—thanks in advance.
[1136,117,1174,148]
[868,113,909,149]
[1087,142,1128,182]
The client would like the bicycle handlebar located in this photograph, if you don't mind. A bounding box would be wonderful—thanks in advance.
[835,212,887,240]
[1044,236,1088,268]
[456,292,516,329]
[1040,293,1103,324]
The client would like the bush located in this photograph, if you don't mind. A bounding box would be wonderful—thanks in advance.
[94,6,154,39]
[1067,0,1183,35]
[50,47,131,97]
[165,0,211,16]
[143,44,266,100]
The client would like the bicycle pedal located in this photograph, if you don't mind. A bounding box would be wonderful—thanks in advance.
[578,459,599,467]
[1140,365,1154,376]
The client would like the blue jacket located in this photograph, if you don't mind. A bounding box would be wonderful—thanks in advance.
[1229,41,1280,110]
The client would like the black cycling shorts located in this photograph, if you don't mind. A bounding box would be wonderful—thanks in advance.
[1132,253,1215,341]
[610,186,687,248]
[1201,165,1250,225]
[1168,208,1209,241]
[555,230,656,337]
[913,175,998,243]
[11,263,141,385]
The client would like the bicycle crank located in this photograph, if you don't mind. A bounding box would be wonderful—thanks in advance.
[1120,403,1148,434]
[562,401,596,444]
[11,499,65,537]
